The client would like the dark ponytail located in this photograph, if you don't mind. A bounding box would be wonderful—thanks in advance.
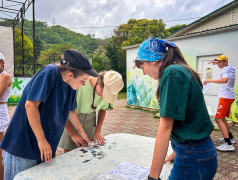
[157,44,203,99]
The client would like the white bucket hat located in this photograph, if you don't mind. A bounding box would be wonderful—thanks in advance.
[0,52,4,60]
[103,71,124,104]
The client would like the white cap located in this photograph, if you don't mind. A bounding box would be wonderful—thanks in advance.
[103,71,124,104]
[0,52,4,60]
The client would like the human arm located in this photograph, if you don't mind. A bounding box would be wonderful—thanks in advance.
[93,110,106,145]
[208,60,218,65]
[0,73,11,98]
[25,100,52,163]
[64,119,88,146]
[149,117,174,179]
[68,110,90,144]
[203,77,228,85]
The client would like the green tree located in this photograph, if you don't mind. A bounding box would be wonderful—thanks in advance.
[37,43,75,66]
[105,37,126,91]
[35,36,43,59]
[14,28,33,74]
[165,24,187,37]
[104,18,167,91]
[118,19,166,47]
[92,47,111,72]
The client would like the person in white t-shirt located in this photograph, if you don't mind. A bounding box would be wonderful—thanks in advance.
[0,52,12,180]
[203,55,236,152]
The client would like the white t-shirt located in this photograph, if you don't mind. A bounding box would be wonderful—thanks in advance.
[219,64,236,99]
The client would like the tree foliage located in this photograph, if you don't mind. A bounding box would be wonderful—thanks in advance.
[165,24,187,37]
[92,47,111,73]
[116,19,166,47]
[37,43,75,66]
[0,19,186,80]
[14,28,33,67]
[104,19,186,91]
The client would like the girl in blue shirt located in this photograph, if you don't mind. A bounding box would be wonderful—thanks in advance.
[0,50,98,180]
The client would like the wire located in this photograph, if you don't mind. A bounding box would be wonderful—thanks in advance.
[1,11,13,18]
[1,8,238,31]
[18,10,238,30]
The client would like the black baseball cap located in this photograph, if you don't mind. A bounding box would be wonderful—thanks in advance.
[63,49,98,77]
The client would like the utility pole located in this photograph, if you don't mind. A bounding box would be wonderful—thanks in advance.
[51,17,55,26]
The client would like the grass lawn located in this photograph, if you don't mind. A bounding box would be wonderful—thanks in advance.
[117,91,127,100]
[7,103,18,106]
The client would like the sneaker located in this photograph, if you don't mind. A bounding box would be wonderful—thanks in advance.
[219,137,236,144]
[216,143,235,151]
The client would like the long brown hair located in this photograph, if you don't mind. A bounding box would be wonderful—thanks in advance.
[91,72,113,110]
[157,44,202,98]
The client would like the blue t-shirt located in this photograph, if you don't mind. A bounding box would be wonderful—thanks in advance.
[0,64,77,160]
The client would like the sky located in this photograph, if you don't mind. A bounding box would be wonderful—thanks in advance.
[1,0,234,38]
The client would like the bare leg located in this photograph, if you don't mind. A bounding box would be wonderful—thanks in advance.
[223,119,231,133]
[215,118,229,138]
[0,132,4,180]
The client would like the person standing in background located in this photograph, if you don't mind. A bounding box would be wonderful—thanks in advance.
[0,52,12,180]
[204,55,236,151]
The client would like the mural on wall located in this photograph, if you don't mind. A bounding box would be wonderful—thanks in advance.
[230,84,238,123]
[127,49,238,122]
[127,69,159,109]
[127,52,196,109]
[8,78,31,103]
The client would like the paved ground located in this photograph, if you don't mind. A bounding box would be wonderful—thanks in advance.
[7,100,238,180]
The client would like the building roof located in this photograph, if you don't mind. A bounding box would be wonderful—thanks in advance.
[123,0,238,49]
[167,0,238,40]
[122,44,140,50]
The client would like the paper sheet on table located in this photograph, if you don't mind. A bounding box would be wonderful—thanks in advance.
[109,161,165,180]
[80,173,126,180]
[203,84,210,94]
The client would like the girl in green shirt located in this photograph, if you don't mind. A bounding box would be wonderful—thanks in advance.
[58,70,124,152]
[134,38,217,180]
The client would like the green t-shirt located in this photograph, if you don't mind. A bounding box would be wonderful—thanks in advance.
[159,65,214,142]
[75,80,111,114]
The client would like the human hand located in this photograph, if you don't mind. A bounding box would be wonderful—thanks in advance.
[93,131,106,145]
[37,139,52,163]
[208,60,217,65]
[80,132,90,144]
[164,151,175,164]
[203,80,207,85]
[71,133,88,147]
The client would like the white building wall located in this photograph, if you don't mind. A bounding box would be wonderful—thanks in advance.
[170,30,238,116]
[125,30,238,121]
[0,26,14,76]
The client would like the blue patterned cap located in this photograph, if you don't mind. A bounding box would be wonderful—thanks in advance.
[136,38,176,61]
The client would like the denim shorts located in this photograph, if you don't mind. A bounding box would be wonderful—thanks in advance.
[0,104,9,132]
[169,137,217,180]
[2,151,37,180]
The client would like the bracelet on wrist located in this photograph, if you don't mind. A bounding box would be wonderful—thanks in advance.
[148,175,158,180]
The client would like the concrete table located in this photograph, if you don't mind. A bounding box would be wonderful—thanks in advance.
[14,133,173,180]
